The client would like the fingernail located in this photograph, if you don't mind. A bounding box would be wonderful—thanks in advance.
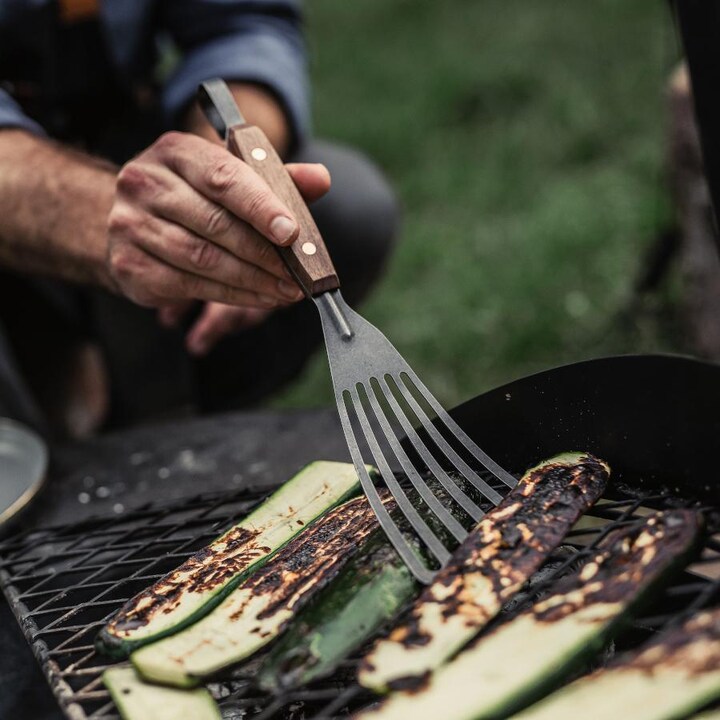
[278,279,303,300]
[258,294,277,307]
[270,216,297,245]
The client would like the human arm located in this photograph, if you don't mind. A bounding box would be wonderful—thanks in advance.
[0,0,322,350]
[0,126,117,288]
[154,0,316,352]
[0,122,328,305]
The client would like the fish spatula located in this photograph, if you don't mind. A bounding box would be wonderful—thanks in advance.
[199,80,517,583]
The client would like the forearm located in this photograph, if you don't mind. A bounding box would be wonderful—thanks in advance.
[0,129,117,288]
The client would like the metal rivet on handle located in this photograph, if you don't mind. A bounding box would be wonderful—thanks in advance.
[302,242,317,256]
[251,147,267,161]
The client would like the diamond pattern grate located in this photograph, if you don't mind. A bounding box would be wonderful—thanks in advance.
[0,479,718,719]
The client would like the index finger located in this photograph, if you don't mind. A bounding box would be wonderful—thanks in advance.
[154,133,299,247]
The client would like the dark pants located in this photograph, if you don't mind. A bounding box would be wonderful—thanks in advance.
[0,139,399,434]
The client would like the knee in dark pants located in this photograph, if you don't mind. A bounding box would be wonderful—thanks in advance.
[292,140,401,305]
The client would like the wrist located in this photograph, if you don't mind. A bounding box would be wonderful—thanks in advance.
[64,160,119,292]
[0,130,127,290]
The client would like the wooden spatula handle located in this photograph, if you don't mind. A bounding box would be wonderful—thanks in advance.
[227,125,339,297]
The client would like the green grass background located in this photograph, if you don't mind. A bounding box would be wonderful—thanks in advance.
[274,0,684,409]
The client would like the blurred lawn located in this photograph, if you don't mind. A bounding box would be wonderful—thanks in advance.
[274,0,682,409]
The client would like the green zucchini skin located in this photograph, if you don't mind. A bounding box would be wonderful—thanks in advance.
[359,452,609,692]
[354,509,703,720]
[258,534,418,694]
[103,666,221,720]
[514,607,720,720]
[96,461,363,659]
[132,493,395,688]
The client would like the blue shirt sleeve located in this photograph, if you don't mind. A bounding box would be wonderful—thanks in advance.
[161,1,310,148]
[0,89,46,136]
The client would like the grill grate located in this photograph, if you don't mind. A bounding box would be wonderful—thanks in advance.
[0,477,718,720]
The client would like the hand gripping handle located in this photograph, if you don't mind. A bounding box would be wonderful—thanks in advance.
[198,80,339,297]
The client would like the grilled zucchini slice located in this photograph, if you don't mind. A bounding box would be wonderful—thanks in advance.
[359,452,609,692]
[103,666,220,720]
[132,493,393,688]
[258,533,418,693]
[97,461,362,658]
[515,606,720,720]
[355,509,703,720]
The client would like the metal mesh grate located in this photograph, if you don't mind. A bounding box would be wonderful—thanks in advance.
[0,478,718,720]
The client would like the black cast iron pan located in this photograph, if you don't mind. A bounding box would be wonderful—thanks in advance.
[446,353,720,504]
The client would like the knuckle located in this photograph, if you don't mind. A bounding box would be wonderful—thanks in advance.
[188,237,221,271]
[244,263,266,293]
[107,246,132,278]
[255,237,276,265]
[224,284,245,305]
[116,163,153,198]
[180,272,204,299]
[108,245,145,286]
[243,187,272,220]
[154,131,184,154]
[107,205,148,246]
[150,268,186,305]
[258,270,277,296]
[107,206,132,236]
[206,158,239,196]
[205,205,233,238]
[211,282,233,305]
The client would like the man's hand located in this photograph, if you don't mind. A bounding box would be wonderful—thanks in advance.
[107,131,330,311]
[0,89,327,357]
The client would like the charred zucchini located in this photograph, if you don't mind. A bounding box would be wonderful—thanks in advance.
[515,607,720,720]
[359,452,609,692]
[97,461,363,658]
[103,666,220,720]
[258,534,418,693]
[132,493,395,688]
[355,509,703,720]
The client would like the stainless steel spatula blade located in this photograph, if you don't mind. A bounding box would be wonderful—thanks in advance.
[314,290,517,582]
[200,80,518,583]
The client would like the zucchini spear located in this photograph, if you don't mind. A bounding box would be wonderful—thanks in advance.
[132,493,395,688]
[97,461,362,658]
[514,606,720,720]
[354,509,703,720]
[359,452,609,692]
[103,666,220,720]
[258,533,418,693]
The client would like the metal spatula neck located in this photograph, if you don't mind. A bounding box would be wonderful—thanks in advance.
[314,290,354,341]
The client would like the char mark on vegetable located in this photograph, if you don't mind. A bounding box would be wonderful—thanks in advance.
[107,526,262,633]
[534,509,703,623]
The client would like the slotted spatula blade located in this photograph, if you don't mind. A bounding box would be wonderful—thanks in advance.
[199,80,518,583]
